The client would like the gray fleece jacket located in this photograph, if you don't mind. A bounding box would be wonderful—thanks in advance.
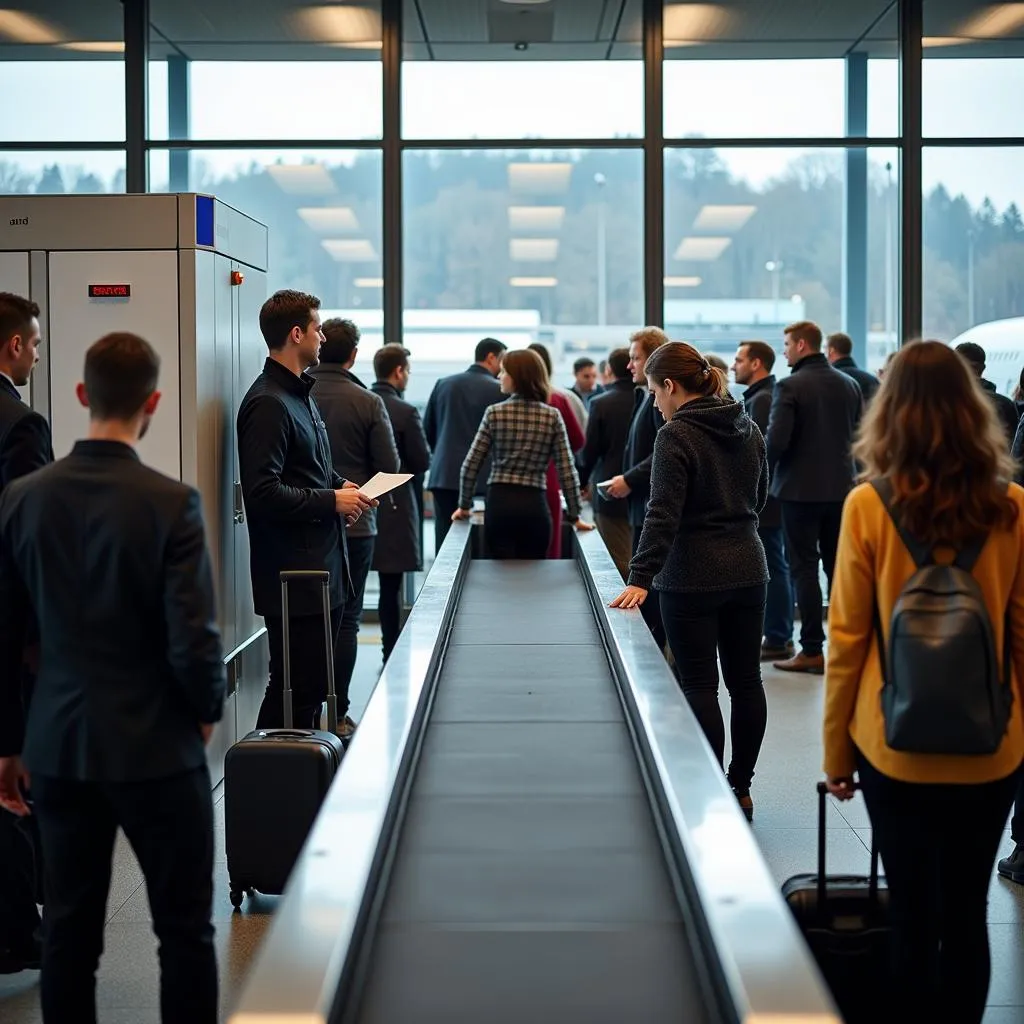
[628,395,769,594]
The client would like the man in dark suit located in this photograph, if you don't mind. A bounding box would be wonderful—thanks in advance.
[0,332,227,1022]
[423,337,505,552]
[955,342,1020,447]
[766,321,863,675]
[734,340,794,661]
[308,318,399,722]
[0,291,52,974]
[604,327,669,651]
[825,332,880,404]
[569,356,604,409]
[371,344,432,662]
[237,290,375,736]
[576,347,635,580]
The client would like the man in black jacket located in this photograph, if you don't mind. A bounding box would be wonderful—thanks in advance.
[955,342,1020,447]
[605,327,669,649]
[423,337,505,552]
[371,344,432,661]
[0,291,52,974]
[0,332,226,1022]
[309,319,399,723]
[576,347,634,579]
[237,291,375,735]
[766,321,862,675]
[825,332,879,404]
[733,340,794,661]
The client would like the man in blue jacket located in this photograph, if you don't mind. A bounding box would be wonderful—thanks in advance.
[423,337,505,552]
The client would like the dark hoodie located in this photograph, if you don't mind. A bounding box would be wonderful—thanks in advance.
[628,395,769,594]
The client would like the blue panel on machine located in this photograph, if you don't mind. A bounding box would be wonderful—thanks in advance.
[195,195,215,248]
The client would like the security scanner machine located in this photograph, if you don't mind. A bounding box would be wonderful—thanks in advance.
[0,194,269,782]
[229,527,840,1024]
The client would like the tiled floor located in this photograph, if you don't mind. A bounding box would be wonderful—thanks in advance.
[2,627,1023,1022]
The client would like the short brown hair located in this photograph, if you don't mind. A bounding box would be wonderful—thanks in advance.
[84,332,160,420]
[0,292,40,346]
[374,343,410,381]
[607,347,630,379]
[644,342,727,400]
[827,332,853,357]
[785,320,823,351]
[320,318,359,364]
[854,340,1017,546]
[259,289,320,352]
[739,340,776,372]
[502,348,550,403]
[629,326,669,360]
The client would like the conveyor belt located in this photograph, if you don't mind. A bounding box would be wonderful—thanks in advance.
[350,561,709,1023]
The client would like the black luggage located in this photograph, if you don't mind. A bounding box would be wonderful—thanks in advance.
[224,570,344,908]
[781,782,892,1022]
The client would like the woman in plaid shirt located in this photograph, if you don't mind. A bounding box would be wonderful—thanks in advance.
[453,349,593,558]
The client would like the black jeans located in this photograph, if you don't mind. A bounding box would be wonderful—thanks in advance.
[631,527,666,654]
[431,488,460,554]
[0,807,41,951]
[781,500,843,656]
[33,767,216,1024]
[758,523,794,648]
[484,484,551,559]
[659,585,767,793]
[1012,772,1024,844]
[856,751,1018,1024]
[378,571,404,662]
[337,536,374,712]
[258,606,343,729]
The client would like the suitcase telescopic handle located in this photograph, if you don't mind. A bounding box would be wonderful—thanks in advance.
[816,781,880,906]
[279,571,337,735]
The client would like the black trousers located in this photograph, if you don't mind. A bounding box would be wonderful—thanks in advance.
[484,483,551,559]
[631,527,666,653]
[258,606,343,729]
[0,807,41,951]
[781,499,843,656]
[32,767,216,1024]
[378,571,404,662]
[856,751,1018,1024]
[337,537,374,713]
[1011,772,1024,843]
[659,585,767,793]
[431,488,460,555]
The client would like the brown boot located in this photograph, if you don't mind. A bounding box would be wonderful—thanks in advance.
[773,651,825,675]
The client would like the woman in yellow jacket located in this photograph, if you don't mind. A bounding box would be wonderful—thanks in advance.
[823,340,1024,1024]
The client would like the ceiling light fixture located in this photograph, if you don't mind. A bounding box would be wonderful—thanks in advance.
[297,206,361,233]
[510,277,558,287]
[673,237,732,261]
[293,5,382,45]
[266,164,337,196]
[354,277,384,288]
[692,204,757,232]
[510,238,559,262]
[508,206,565,232]
[60,41,125,52]
[507,163,573,196]
[959,3,1024,37]
[664,276,703,287]
[321,239,378,262]
[663,3,735,42]
[0,9,64,43]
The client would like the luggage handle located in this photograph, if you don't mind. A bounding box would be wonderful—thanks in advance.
[280,571,338,736]
[816,781,880,905]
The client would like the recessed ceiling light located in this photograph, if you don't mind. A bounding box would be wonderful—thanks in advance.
[692,205,757,232]
[664,276,703,287]
[354,277,384,288]
[266,164,336,196]
[510,238,559,262]
[508,206,565,232]
[663,4,735,42]
[510,276,558,287]
[673,237,732,261]
[293,5,381,45]
[60,40,124,52]
[0,10,64,43]
[508,163,573,196]
[298,206,361,233]
[321,239,378,262]
[959,3,1024,38]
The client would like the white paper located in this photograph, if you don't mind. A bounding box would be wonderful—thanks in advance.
[357,472,413,500]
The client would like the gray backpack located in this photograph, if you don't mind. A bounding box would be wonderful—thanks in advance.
[871,478,1013,756]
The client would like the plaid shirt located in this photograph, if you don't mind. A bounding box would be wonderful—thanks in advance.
[459,395,583,521]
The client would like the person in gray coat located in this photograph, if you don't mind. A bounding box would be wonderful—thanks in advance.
[309,319,399,731]
[765,320,862,676]
[371,344,431,662]
[423,337,506,552]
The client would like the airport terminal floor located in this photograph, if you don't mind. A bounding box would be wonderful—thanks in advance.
[1,527,1023,1023]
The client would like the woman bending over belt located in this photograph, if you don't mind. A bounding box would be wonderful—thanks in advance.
[610,341,769,821]
[453,349,593,558]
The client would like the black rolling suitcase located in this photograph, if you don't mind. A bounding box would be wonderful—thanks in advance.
[781,783,892,1022]
[224,570,344,908]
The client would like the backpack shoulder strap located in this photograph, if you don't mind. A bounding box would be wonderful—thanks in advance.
[870,478,934,568]
[951,535,988,573]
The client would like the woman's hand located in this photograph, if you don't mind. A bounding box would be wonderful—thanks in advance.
[610,585,648,609]
[573,519,596,533]
[451,507,471,522]
[825,775,856,801]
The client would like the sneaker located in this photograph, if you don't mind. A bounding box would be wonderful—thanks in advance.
[998,843,1024,884]
[773,651,825,675]
[338,715,357,740]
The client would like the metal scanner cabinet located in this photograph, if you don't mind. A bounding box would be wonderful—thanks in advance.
[0,193,269,785]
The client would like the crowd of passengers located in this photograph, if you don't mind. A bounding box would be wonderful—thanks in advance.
[1,284,1024,1023]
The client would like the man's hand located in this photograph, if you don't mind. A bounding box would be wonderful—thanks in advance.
[609,585,648,610]
[336,488,377,525]
[200,723,215,746]
[0,757,31,816]
[604,475,632,499]
[451,507,471,522]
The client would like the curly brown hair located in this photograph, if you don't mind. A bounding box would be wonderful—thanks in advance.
[853,340,1018,546]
